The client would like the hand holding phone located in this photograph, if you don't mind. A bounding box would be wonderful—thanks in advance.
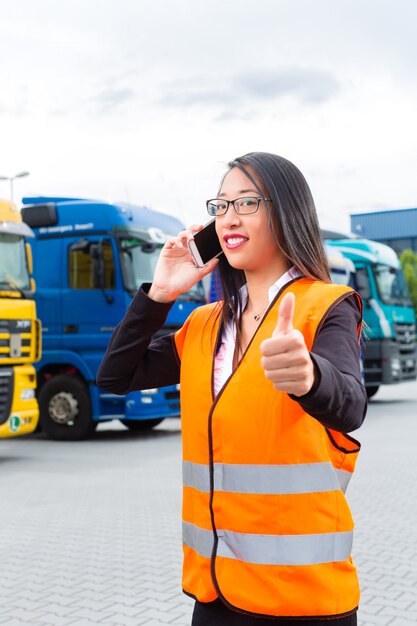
[148,224,220,303]
[188,219,223,268]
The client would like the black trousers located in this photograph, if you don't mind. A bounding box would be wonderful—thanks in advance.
[191,600,357,626]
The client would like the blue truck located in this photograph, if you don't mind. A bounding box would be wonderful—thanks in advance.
[21,196,205,440]
[324,232,417,398]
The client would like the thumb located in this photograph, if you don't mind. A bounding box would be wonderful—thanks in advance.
[273,292,295,336]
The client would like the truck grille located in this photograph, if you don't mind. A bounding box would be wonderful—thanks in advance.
[0,319,32,362]
[0,368,14,425]
[394,322,417,379]
[394,323,416,350]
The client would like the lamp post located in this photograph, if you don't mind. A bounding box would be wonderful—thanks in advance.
[0,171,30,203]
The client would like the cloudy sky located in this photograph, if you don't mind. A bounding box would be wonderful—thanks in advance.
[1,0,416,230]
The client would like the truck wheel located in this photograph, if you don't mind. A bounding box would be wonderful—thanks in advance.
[38,374,97,441]
[120,418,164,431]
[366,385,379,400]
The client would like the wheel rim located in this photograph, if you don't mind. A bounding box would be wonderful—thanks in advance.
[48,392,79,425]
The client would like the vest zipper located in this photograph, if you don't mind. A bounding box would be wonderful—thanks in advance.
[207,277,309,617]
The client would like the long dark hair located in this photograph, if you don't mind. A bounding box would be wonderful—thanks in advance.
[215,151,330,349]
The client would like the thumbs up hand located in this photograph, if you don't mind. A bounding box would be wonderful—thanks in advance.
[260,292,317,397]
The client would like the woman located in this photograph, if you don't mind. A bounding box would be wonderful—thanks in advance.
[97,152,367,625]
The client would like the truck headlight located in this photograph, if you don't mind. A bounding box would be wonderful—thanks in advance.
[141,388,158,395]
[21,388,35,400]
[391,358,401,376]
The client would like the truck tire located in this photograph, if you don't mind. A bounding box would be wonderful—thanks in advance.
[120,418,164,431]
[366,385,379,400]
[38,374,97,441]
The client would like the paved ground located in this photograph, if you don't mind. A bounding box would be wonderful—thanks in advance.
[1,380,416,626]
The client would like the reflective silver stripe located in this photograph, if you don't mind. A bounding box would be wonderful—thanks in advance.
[218,528,353,566]
[183,521,214,559]
[183,461,349,495]
[183,461,210,492]
[183,521,353,566]
[335,468,352,493]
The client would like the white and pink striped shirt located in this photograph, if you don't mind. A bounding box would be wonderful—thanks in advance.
[213,266,302,397]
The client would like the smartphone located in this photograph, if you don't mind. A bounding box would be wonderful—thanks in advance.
[188,219,223,268]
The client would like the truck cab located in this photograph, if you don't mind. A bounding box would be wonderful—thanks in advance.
[21,196,205,440]
[0,199,41,437]
[325,237,416,397]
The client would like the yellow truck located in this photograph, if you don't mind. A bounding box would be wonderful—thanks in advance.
[0,199,41,437]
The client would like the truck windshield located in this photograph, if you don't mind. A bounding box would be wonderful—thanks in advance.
[119,237,205,302]
[373,263,412,306]
[0,234,30,291]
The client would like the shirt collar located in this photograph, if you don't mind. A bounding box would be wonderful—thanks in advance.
[240,266,303,308]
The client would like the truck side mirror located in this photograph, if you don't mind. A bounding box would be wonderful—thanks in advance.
[355,268,371,301]
[90,241,114,304]
[90,243,105,288]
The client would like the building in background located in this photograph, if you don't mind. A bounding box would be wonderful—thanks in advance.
[351,207,417,255]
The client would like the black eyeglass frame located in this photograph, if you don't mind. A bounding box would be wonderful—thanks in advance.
[206,196,271,217]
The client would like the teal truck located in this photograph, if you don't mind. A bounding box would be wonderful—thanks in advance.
[324,233,417,398]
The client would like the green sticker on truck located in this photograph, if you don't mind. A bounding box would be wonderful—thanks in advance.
[9,415,20,432]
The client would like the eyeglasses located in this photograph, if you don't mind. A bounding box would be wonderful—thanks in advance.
[206,196,271,217]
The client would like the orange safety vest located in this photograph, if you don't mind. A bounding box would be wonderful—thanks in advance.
[174,277,362,619]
